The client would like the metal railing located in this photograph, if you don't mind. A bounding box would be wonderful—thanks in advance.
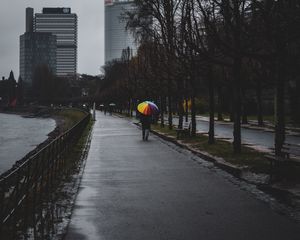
[0,111,91,227]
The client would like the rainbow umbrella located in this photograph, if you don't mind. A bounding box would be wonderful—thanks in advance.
[137,101,159,116]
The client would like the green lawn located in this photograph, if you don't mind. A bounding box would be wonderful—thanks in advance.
[153,124,270,173]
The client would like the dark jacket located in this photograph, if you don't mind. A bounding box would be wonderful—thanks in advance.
[140,114,151,129]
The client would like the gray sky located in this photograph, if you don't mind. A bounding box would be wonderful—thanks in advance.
[0,0,105,78]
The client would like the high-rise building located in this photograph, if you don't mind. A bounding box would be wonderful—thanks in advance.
[105,0,137,63]
[35,8,77,77]
[20,8,56,87]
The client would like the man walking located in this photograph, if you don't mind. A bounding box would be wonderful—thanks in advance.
[140,114,151,141]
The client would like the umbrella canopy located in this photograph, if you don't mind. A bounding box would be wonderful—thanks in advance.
[137,101,159,116]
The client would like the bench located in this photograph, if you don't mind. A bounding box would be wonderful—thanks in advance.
[265,143,300,181]
[176,121,191,139]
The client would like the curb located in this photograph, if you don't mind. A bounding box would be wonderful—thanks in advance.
[150,129,244,178]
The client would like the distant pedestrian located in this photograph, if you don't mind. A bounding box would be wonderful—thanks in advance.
[140,114,151,141]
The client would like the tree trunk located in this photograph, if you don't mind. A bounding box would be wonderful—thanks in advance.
[274,53,285,156]
[178,96,184,129]
[177,79,184,129]
[296,79,300,123]
[185,97,189,122]
[256,79,264,126]
[168,95,173,130]
[208,68,215,144]
[232,57,242,154]
[191,92,197,137]
[229,87,234,122]
[217,84,223,121]
[160,96,165,128]
[130,98,133,117]
[241,88,248,124]
[128,97,131,117]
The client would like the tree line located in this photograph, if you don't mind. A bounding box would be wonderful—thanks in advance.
[23,65,101,105]
[98,0,300,155]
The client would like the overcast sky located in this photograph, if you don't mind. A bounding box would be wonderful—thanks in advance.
[0,0,105,79]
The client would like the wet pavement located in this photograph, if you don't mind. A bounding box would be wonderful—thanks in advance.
[65,111,300,240]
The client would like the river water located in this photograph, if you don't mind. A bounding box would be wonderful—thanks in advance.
[0,113,56,174]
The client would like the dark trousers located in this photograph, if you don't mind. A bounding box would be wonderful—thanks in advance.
[142,127,150,140]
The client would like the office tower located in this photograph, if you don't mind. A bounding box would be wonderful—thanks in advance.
[20,8,56,87]
[35,8,77,77]
[105,0,137,63]
[25,7,34,32]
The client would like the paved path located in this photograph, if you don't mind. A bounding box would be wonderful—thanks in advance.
[65,111,300,240]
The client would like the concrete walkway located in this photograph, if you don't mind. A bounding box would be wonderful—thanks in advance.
[64,111,300,240]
